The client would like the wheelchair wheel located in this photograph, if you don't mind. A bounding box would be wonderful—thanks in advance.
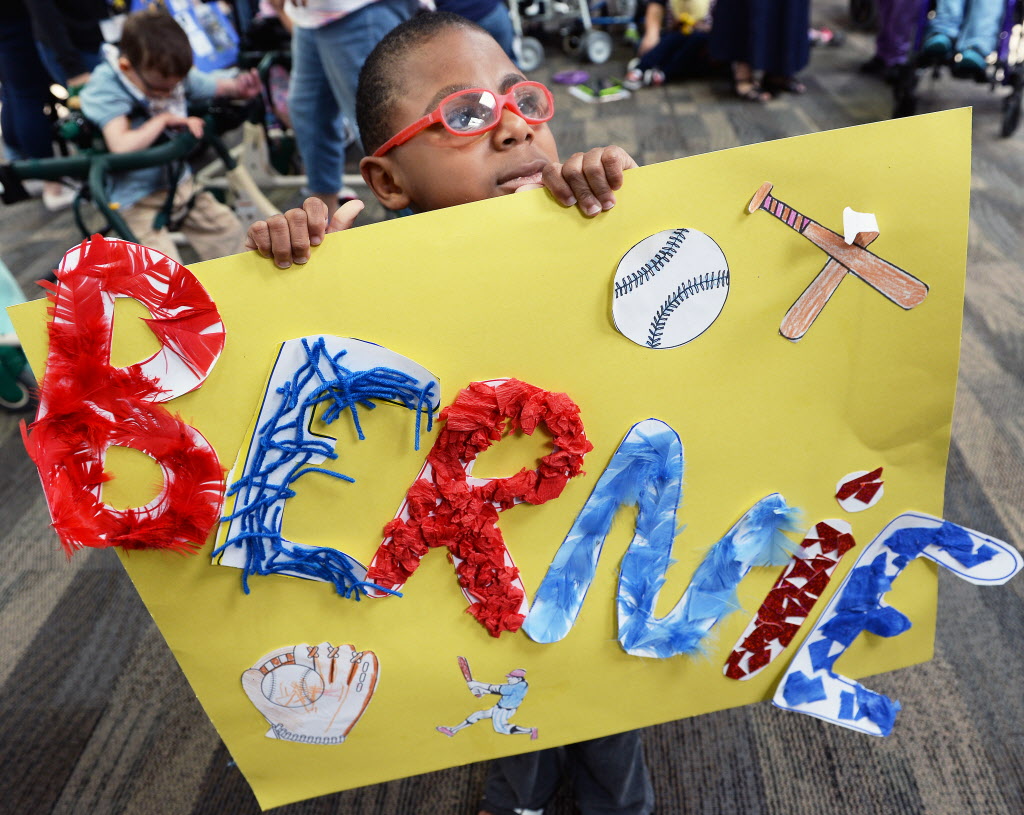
[517,36,545,72]
[583,30,613,64]
[849,0,878,29]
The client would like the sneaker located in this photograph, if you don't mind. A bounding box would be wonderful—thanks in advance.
[951,47,989,80]
[623,68,645,90]
[623,67,665,90]
[436,726,455,737]
[530,727,539,740]
[42,182,78,212]
[921,31,953,61]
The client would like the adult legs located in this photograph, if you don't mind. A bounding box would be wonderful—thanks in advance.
[474,2,517,62]
[288,24,346,206]
[0,16,55,161]
[875,0,922,67]
[34,43,103,87]
[290,0,417,211]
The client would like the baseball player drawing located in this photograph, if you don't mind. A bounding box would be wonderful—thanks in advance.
[437,662,538,740]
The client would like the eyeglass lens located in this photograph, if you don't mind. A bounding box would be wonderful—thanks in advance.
[440,84,551,134]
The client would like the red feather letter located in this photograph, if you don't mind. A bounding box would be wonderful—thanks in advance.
[23,237,226,556]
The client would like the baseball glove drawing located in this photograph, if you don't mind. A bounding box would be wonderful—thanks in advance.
[242,641,380,745]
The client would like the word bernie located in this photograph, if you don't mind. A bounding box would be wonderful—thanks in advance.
[24,238,1021,736]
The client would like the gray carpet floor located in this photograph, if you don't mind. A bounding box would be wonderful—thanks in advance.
[1,2,1023,812]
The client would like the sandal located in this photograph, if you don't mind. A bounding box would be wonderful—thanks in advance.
[732,62,770,102]
[764,75,807,95]
[735,81,770,102]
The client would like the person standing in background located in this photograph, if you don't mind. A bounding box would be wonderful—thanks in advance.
[435,0,516,61]
[23,0,109,90]
[709,0,810,101]
[271,0,424,216]
[0,0,82,210]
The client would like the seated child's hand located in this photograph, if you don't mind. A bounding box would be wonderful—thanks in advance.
[540,146,638,217]
[245,197,365,268]
[163,114,206,139]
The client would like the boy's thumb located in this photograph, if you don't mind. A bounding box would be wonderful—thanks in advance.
[327,199,365,233]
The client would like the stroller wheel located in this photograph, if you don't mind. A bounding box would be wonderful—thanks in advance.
[1001,88,1022,138]
[582,30,613,65]
[516,36,545,72]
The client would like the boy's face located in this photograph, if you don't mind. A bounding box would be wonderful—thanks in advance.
[361,28,560,212]
[118,57,183,99]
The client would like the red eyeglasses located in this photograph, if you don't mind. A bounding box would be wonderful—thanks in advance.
[372,81,555,157]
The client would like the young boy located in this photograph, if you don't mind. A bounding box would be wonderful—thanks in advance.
[246,11,637,267]
[79,9,261,262]
[246,13,652,815]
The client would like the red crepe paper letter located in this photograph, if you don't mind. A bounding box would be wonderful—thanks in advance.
[22,237,226,556]
[366,378,593,637]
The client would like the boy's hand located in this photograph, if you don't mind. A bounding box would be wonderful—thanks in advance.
[163,114,205,139]
[245,197,365,268]
[540,146,638,217]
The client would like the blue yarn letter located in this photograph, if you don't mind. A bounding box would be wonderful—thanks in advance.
[213,336,441,599]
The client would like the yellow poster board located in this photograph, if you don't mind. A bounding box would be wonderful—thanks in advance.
[12,109,971,810]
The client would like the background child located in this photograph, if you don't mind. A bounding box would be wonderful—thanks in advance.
[626,0,715,89]
[246,13,652,815]
[79,8,261,262]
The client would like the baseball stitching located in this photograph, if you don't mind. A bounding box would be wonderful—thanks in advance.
[614,229,690,298]
[646,269,730,348]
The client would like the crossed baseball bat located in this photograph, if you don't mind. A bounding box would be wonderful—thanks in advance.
[747,182,928,340]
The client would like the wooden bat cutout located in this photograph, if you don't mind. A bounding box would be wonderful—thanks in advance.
[781,230,878,340]
[748,183,928,331]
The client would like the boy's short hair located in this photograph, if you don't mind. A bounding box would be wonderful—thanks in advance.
[356,11,488,156]
[120,9,193,78]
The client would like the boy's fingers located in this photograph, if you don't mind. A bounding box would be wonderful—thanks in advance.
[327,198,364,233]
[250,213,295,267]
[540,162,576,207]
[600,146,638,191]
[244,221,271,255]
[302,197,329,246]
[552,147,638,217]
[284,208,312,266]
[560,150,608,217]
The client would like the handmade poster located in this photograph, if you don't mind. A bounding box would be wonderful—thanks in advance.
[13,109,989,810]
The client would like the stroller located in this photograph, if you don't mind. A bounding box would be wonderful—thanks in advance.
[887,0,1024,137]
[509,0,636,71]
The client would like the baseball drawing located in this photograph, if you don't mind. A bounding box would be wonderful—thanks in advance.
[612,228,730,349]
[260,661,325,708]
